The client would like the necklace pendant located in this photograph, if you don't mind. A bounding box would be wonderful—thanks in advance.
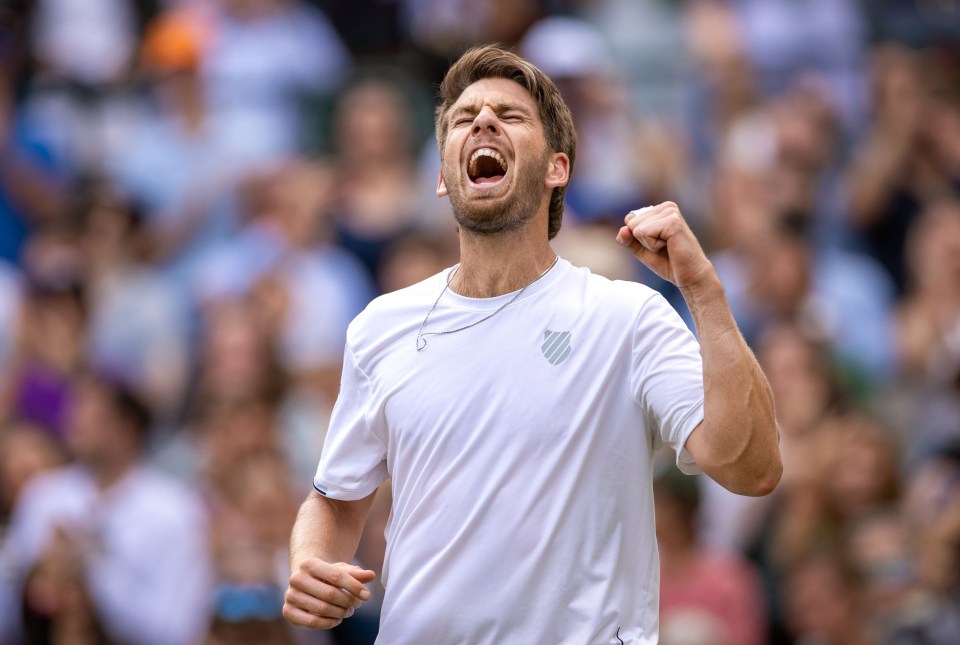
[415,256,559,352]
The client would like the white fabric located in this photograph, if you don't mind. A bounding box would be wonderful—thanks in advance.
[4,465,213,645]
[314,258,704,643]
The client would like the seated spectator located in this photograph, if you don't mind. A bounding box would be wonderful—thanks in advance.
[895,198,960,384]
[3,266,87,441]
[847,45,960,294]
[782,552,873,645]
[108,7,271,272]
[887,444,960,643]
[2,373,212,645]
[206,453,298,645]
[520,16,682,224]
[328,76,431,282]
[77,180,191,419]
[201,0,350,157]
[714,210,896,388]
[656,466,768,645]
[845,509,919,642]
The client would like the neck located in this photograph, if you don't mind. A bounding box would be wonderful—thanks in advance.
[90,455,136,492]
[452,226,556,298]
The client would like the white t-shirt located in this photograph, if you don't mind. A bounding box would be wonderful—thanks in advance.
[314,258,704,644]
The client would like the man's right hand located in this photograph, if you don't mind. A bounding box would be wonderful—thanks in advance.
[283,559,376,629]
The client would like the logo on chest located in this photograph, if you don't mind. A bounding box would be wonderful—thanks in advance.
[541,330,572,365]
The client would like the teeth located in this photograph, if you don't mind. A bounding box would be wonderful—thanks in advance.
[468,148,508,177]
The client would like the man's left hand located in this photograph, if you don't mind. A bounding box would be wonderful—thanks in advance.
[616,201,715,289]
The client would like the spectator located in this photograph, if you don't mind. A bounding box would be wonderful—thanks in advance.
[520,16,681,224]
[107,7,256,272]
[4,267,87,440]
[888,445,960,643]
[656,466,768,645]
[782,552,874,645]
[2,373,213,645]
[328,75,433,282]
[896,198,960,383]
[201,0,350,158]
[847,45,960,293]
[77,180,191,418]
[193,159,374,400]
[206,452,298,645]
[714,210,896,387]
[0,51,67,265]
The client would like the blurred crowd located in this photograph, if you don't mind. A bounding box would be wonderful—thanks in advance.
[0,0,959,644]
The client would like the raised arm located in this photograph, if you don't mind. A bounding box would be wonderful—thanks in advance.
[283,490,377,629]
[617,202,781,496]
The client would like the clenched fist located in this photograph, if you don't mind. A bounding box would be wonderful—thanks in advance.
[615,201,716,290]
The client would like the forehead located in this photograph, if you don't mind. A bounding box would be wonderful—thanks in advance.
[450,77,539,114]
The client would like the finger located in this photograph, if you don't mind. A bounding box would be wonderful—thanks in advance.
[628,215,670,253]
[301,560,373,601]
[625,207,677,253]
[615,226,644,252]
[285,588,356,620]
[624,205,653,225]
[616,225,669,271]
[630,208,688,250]
[627,201,682,224]
[282,602,343,630]
[649,200,681,217]
[288,570,363,610]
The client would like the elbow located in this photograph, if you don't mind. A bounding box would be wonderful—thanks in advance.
[747,466,782,497]
[741,453,783,497]
[710,447,783,497]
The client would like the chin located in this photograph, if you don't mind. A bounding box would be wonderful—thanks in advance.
[452,199,534,236]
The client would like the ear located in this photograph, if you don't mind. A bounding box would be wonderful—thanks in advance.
[436,169,448,197]
[544,152,570,189]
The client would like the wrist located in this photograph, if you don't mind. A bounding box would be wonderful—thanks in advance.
[679,269,724,304]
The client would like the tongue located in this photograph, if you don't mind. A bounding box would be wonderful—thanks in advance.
[474,174,504,184]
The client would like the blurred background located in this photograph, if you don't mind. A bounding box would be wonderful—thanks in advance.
[0,0,959,643]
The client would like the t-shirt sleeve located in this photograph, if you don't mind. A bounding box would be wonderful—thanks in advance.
[631,293,704,474]
[313,341,389,500]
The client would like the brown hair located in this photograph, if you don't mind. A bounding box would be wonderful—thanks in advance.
[435,45,576,240]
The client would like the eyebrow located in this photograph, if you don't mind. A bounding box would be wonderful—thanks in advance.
[450,100,532,120]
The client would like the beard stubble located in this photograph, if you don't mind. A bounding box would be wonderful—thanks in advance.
[444,147,550,236]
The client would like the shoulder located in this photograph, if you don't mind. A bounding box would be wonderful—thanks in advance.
[16,466,88,509]
[346,269,451,349]
[563,261,667,318]
[9,466,92,536]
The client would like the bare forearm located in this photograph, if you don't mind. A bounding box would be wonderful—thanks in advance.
[682,272,781,496]
[285,492,377,629]
[290,491,374,571]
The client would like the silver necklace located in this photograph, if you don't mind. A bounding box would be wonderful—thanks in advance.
[416,255,559,351]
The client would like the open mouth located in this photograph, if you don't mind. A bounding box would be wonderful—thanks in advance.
[467,148,508,185]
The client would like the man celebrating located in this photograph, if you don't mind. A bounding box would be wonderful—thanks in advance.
[283,45,781,643]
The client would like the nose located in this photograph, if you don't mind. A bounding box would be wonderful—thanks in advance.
[472,107,500,136]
